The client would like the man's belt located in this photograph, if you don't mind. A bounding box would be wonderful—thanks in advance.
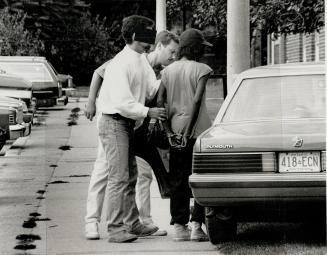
[102,113,135,124]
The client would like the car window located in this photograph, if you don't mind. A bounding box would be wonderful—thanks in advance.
[0,62,53,82]
[47,62,58,75]
[222,74,325,122]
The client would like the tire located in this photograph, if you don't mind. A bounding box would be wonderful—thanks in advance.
[205,207,237,244]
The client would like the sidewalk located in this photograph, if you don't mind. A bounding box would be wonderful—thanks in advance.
[0,98,218,255]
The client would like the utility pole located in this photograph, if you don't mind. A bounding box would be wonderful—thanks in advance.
[227,0,250,92]
[156,0,166,32]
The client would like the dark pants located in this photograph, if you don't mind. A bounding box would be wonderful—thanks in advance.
[134,118,171,197]
[169,139,205,225]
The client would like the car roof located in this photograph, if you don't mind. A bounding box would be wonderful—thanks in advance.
[0,56,47,63]
[238,62,325,79]
[0,74,32,88]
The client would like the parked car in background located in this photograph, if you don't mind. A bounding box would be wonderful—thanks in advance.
[0,107,11,147]
[189,62,326,244]
[0,56,68,107]
[0,96,32,139]
[47,61,74,94]
[0,72,36,114]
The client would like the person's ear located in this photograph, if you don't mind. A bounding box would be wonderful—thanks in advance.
[132,33,136,41]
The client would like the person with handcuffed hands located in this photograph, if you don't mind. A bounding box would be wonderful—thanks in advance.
[157,28,213,242]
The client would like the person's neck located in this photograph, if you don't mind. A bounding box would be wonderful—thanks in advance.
[127,44,141,54]
[147,51,160,68]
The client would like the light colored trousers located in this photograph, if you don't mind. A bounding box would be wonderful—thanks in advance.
[85,116,154,230]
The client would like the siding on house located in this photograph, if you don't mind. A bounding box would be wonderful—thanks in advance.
[285,34,303,63]
[305,33,315,62]
[268,27,325,64]
[319,29,325,60]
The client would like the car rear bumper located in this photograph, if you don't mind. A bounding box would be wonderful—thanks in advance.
[9,124,26,140]
[189,173,326,207]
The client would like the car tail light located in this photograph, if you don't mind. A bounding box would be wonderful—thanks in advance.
[15,108,23,124]
[20,101,28,112]
[192,152,276,173]
[9,114,15,124]
[321,151,326,171]
[262,152,276,172]
[58,81,63,97]
[31,97,37,106]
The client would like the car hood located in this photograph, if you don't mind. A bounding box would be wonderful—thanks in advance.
[198,119,326,152]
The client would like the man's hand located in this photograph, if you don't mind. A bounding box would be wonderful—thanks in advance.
[84,101,96,121]
[147,107,166,121]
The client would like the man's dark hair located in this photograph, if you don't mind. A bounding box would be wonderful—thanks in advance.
[155,30,179,47]
[121,15,155,44]
[178,44,204,61]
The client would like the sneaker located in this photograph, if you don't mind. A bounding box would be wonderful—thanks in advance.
[85,222,100,240]
[152,229,168,236]
[190,222,209,242]
[130,222,159,237]
[108,230,138,243]
[173,223,191,241]
[144,223,168,236]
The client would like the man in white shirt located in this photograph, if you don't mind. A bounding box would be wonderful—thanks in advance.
[94,15,166,243]
[84,30,179,240]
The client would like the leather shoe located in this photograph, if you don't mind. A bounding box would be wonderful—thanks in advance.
[130,222,158,237]
[108,230,138,243]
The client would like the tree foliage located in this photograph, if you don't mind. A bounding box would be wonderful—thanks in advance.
[251,0,324,34]
[49,13,121,85]
[167,0,325,37]
[0,7,43,55]
[0,0,121,84]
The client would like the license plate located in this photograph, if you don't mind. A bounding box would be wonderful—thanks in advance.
[279,152,321,173]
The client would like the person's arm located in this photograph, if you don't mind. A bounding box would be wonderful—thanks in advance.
[183,74,210,143]
[84,72,103,121]
[156,81,173,135]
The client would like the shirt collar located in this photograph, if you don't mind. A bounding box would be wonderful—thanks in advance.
[124,45,142,57]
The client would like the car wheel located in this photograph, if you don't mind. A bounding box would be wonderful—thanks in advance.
[205,207,237,244]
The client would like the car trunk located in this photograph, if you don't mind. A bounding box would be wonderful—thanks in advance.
[32,81,59,99]
[200,118,326,153]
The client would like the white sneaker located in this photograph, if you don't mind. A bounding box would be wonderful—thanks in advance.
[173,223,191,241]
[85,222,100,240]
[144,223,168,236]
[190,221,208,242]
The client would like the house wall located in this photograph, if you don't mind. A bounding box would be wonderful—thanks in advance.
[268,27,325,64]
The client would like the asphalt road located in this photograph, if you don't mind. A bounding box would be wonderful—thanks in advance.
[0,97,325,255]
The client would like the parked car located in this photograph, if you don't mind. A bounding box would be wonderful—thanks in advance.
[189,62,326,244]
[0,107,11,146]
[0,56,68,107]
[0,72,36,114]
[0,96,32,139]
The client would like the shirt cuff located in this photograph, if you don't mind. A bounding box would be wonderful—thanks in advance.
[142,106,149,118]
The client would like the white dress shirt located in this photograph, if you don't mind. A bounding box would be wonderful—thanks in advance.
[97,46,160,120]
